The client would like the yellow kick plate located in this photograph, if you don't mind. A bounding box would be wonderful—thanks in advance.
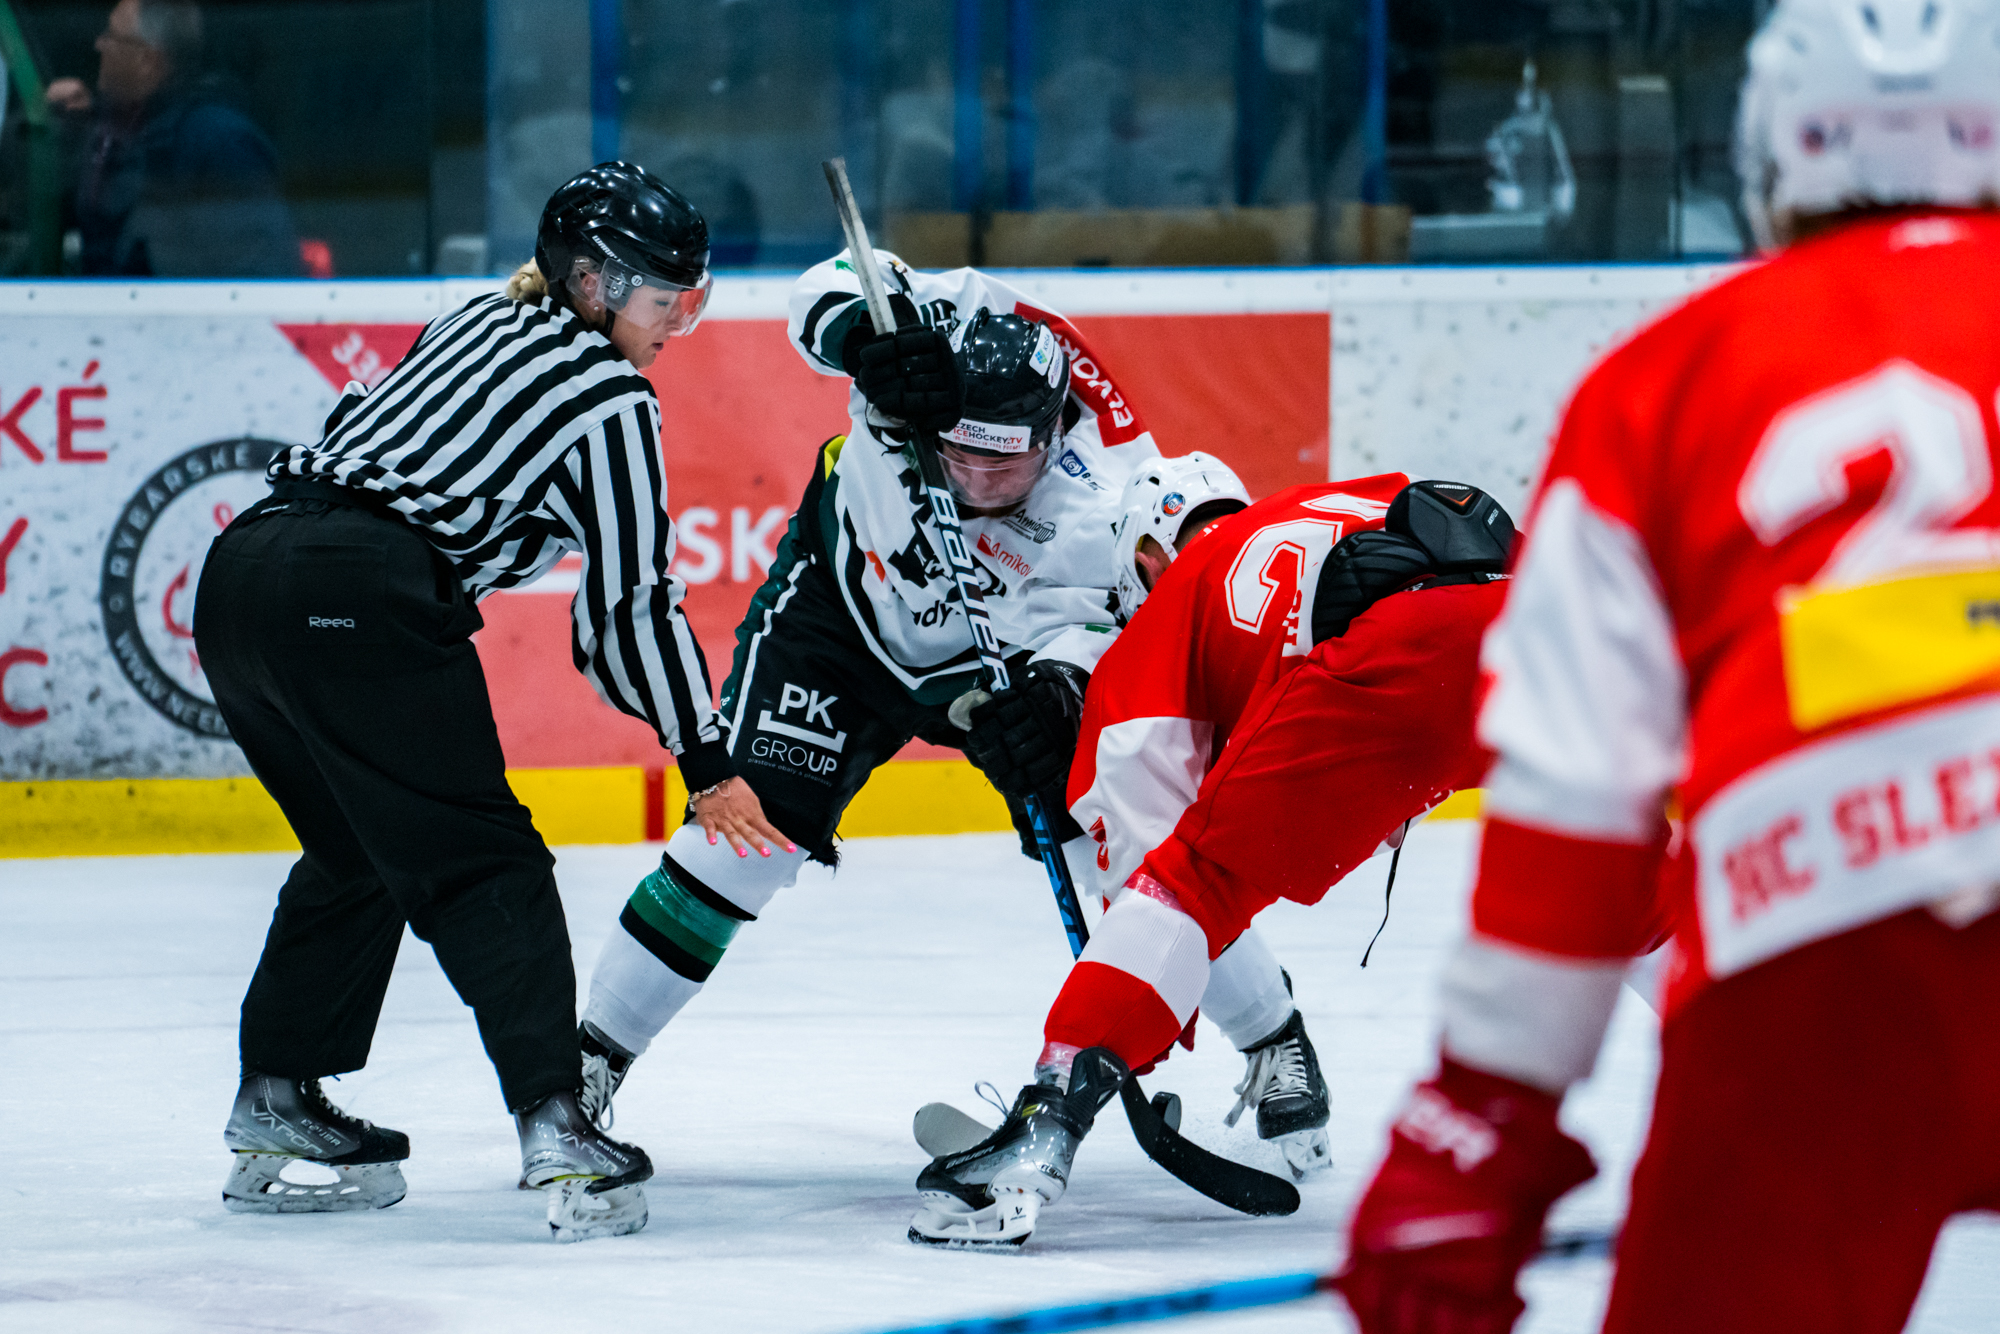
[1778,567,2000,731]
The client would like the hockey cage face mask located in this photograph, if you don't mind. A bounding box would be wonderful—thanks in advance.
[572,256,713,338]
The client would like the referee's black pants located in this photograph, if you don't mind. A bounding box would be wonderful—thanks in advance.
[195,493,578,1112]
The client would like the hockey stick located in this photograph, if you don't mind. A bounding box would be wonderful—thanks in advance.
[854,1232,1617,1334]
[820,156,1092,959]
[820,160,1285,1216]
[1119,1077,1300,1217]
[823,161,1286,1211]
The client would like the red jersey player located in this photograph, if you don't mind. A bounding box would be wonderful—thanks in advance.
[915,462,1516,1246]
[1339,2,2000,1331]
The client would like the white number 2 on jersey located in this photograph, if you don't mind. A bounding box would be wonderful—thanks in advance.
[1738,359,2000,584]
[1223,493,1393,646]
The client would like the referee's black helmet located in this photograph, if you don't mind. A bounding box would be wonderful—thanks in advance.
[536,162,710,295]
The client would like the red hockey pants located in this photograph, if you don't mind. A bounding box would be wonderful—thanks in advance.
[1140,580,1505,953]
[1603,904,2000,1333]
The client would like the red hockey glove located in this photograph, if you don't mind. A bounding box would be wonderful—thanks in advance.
[1337,1058,1596,1334]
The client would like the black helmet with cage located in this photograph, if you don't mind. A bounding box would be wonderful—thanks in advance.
[535,161,713,338]
[937,310,1070,510]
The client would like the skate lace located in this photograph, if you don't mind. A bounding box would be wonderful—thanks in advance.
[974,1081,1010,1120]
[580,1054,617,1130]
[301,1078,370,1133]
[1223,1036,1309,1128]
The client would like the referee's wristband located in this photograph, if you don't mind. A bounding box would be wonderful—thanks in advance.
[676,738,737,794]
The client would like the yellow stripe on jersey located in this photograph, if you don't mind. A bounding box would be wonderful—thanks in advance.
[822,434,847,478]
[1779,568,2000,731]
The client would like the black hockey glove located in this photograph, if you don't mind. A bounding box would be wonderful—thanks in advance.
[843,308,965,436]
[959,660,1090,801]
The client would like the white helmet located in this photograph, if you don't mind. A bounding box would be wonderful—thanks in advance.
[1113,452,1251,620]
[1737,0,2000,249]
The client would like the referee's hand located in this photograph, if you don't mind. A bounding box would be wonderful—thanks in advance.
[692,777,797,859]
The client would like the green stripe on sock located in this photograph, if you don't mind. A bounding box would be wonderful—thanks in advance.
[625,867,744,968]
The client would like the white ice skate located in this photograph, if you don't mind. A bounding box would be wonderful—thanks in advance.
[220,1073,410,1213]
[909,1049,1127,1249]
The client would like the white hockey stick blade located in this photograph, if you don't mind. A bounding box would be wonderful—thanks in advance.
[222,1152,406,1213]
[947,688,993,731]
[908,1188,1040,1249]
[913,1102,997,1158]
[1275,1127,1332,1181]
[546,1179,649,1243]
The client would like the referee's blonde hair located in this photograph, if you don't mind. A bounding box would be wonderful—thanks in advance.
[506,260,549,302]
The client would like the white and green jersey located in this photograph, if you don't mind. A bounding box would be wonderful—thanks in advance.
[785,250,1160,703]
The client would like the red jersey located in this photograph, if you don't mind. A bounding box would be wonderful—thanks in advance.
[1066,475,1410,897]
[1472,211,2000,1013]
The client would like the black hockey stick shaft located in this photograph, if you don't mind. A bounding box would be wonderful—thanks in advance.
[1119,1076,1300,1217]
[821,157,1091,959]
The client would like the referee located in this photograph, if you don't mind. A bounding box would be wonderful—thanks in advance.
[194,162,786,1240]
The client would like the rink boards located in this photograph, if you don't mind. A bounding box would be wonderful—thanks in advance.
[0,265,1732,856]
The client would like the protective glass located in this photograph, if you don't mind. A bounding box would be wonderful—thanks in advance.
[572,257,712,338]
[940,440,1051,510]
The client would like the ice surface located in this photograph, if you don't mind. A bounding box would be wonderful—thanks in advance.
[3,825,1994,1333]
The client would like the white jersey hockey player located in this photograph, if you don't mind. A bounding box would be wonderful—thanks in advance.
[788,249,1161,690]
[568,251,1159,1123]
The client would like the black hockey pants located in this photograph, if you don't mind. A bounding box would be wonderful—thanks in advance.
[194,484,578,1112]
[719,549,967,863]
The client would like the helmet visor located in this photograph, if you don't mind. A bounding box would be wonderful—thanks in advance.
[940,441,1051,510]
[582,258,713,338]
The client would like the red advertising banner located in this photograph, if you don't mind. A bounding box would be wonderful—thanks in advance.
[282,311,1328,771]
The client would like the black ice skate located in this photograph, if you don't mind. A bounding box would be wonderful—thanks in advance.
[1224,1009,1332,1181]
[517,1089,653,1242]
[221,1073,410,1213]
[516,1023,636,1190]
[908,1047,1127,1248]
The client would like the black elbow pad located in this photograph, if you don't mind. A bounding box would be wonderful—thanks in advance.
[1388,480,1516,573]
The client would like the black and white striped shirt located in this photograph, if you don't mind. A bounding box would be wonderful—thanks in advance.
[269,291,731,786]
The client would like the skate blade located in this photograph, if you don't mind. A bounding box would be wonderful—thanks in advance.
[221,1152,406,1213]
[1275,1127,1332,1181]
[907,1189,1038,1249]
[546,1179,648,1243]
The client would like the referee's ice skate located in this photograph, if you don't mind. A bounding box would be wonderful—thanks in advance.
[221,1074,410,1213]
[515,1023,637,1190]
[517,1089,653,1242]
[1224,1010,1332,1181]
[909,1047,1127,1248]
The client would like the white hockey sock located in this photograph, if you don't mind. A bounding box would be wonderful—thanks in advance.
[1201,926,1296,1050]
[583,822,807,1057]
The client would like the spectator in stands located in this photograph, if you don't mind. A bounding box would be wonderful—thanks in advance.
[45,0,299,276]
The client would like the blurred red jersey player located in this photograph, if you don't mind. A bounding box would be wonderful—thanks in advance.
[1340,2,2000,1331]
